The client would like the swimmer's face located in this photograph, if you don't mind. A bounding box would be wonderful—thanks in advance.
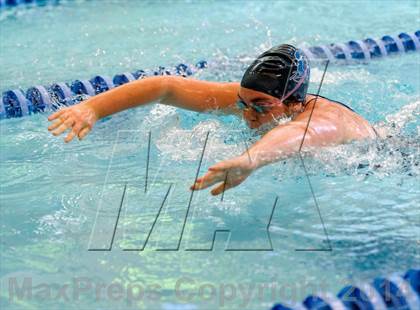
[237,87,290,129]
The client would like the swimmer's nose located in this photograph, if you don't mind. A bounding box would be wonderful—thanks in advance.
[243,109,257,121]
[243,110,260,128]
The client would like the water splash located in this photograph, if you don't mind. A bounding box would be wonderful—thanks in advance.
[302,101,420,179]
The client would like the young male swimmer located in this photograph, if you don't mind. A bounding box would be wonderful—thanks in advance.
[48,44,378,195]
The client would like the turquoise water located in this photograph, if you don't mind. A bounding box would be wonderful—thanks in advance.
[1,1,419,309]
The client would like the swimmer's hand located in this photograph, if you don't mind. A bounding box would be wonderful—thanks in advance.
[47,104,98,143]
[190,155,254,195]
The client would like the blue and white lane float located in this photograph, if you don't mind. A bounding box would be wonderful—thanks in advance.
[272,268,420,310]
[1,30,419,120]
[0,61,207,119]
[0,0,57,8]
[300,30,420,64]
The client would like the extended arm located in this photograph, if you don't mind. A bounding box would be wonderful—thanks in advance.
[246,121,323,169]
[86,76,239,118]
[48,76,239,142]
[191,118,343,195]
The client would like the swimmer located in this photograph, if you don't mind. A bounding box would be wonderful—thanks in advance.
[48,44,378,195]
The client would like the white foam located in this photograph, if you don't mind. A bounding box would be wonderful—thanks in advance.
[155,120,243,162]
[385,100,420,131]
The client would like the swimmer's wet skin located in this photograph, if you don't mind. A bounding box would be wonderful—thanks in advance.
[48,44,377,195]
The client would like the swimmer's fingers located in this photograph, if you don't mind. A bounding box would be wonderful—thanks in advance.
[190,170,225,191]
[48,111,70,131]
[64,123,84,143]
[51,118,75,136]
[192,158,242,191]
[78,126,91,140]
[210,181,235,196]
[211,170,250,195]
[48,119,63,131]
[208,159,243,174]
[191,156,255,192]
[48,109,65,121]
[208,160,233,172]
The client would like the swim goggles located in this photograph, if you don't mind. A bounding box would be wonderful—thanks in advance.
[236,99,269,114]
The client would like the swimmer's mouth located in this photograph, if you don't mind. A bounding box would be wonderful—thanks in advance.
[246,119,260,129]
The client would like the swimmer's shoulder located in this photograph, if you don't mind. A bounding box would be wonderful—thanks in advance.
[305,94,353,112]
[304,94,377,140]
[303,94,343,116]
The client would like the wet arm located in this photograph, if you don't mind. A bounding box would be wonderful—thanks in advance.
[245,120,341,169]
[85,76,239,119]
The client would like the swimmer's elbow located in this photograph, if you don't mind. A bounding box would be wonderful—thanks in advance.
[160,76,195,105]
[160,76,179,102]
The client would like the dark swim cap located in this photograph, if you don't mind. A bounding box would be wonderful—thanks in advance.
[240,44,310,105]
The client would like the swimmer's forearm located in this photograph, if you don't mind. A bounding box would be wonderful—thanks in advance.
[246,140,300,170]
[84,76,170,119]
[245,124,312,169]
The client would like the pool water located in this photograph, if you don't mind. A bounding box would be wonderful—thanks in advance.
[1,1,419,309]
